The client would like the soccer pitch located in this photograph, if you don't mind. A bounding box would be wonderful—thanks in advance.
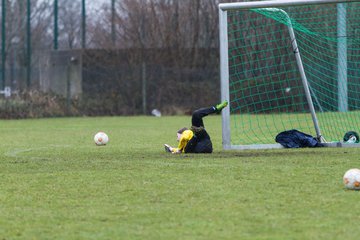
[1,116,360,239]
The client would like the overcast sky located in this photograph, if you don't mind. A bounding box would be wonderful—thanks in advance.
[87,0,108,10]
[40,0,110,12]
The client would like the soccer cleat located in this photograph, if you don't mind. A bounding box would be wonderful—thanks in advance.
[164,144,172,153]
[215,100,228,113]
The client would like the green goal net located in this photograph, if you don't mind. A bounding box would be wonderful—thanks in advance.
[219,0,360,149]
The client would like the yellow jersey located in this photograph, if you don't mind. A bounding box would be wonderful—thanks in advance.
[172,130,193,153]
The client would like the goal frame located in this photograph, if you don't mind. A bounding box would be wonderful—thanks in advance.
[219,0,360,150]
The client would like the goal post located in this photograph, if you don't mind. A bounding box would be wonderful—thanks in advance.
[219,0,360,150]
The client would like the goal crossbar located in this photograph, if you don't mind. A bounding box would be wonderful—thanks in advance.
[219,0,359,11]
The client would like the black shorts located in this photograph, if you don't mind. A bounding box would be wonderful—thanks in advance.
[184,129,213,153]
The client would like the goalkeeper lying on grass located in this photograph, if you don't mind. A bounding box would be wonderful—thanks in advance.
[164,100,228,154]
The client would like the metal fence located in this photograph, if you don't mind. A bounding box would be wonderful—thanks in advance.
[0,48,220,118]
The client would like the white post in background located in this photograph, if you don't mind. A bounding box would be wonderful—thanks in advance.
[219,8,231,150]
[142,62,147,115]
[337,3,347,112]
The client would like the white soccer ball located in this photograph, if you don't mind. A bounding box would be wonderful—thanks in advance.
[94,132,109,146]
[343,168,360,190]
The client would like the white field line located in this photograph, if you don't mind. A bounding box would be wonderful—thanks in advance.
[4,145,72,159]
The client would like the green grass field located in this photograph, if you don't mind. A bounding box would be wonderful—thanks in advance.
[1,115,360,239]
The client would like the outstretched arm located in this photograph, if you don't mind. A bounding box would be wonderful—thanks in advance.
[164,130,193,154]
[164,144,181,154]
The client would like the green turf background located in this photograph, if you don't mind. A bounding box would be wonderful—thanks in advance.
[1,116,360,239]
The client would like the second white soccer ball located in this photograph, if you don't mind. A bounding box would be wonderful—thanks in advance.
[94,132,109,146]
[343,168,360,190]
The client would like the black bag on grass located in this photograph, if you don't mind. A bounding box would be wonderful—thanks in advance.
[275,129,323,148]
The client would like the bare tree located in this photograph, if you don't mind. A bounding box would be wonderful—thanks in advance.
[57,0,82,49]
[2,0,51,59]
[0,0,53,89]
